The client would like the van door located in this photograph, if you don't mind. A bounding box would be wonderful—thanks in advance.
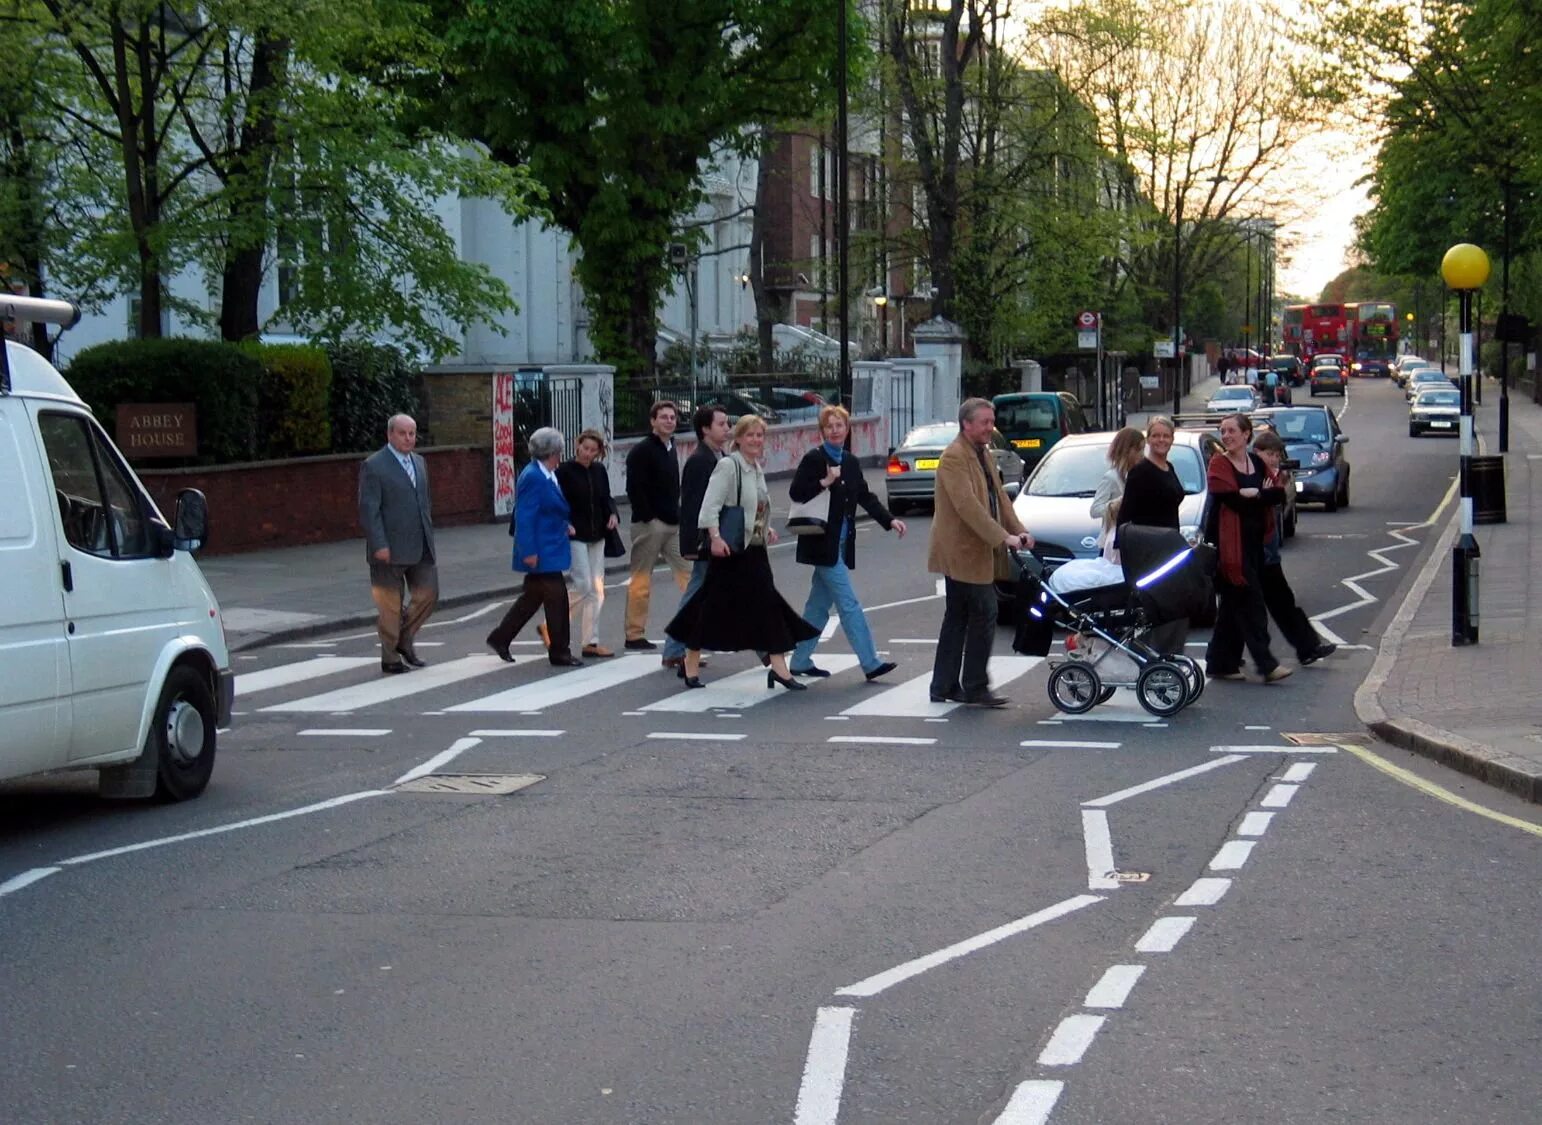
[32,407,177,760]
[0,402,71,778]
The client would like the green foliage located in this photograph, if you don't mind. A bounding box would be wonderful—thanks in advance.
[241,344,333,458]
[66,339,262,465]
[324,341,420,454]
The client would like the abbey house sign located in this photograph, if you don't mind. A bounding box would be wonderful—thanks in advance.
[116,403,197,459]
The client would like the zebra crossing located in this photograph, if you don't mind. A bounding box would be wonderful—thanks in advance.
[237,652,1047,720]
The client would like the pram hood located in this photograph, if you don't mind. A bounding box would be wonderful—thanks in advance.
[1118,525,1211,624]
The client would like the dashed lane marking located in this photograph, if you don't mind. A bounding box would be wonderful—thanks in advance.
[993,1080,1063,1124]
[1134,915,1195,953]
[1083,964,1146,1009]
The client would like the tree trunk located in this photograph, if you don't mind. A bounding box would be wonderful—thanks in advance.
[220,37,289,342]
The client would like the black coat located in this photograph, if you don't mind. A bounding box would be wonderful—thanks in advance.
[555,459,617,543]
[788,447,893,568]
[678,442,723,559]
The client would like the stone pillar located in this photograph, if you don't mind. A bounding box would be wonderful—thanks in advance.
[912,316,966,419]
[1012,359,1043,392]
[852,360,892,454]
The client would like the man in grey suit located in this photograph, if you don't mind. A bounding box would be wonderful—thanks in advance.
[359,414,438,674]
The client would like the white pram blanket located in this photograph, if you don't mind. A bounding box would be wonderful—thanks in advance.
[1045,557,1125,594]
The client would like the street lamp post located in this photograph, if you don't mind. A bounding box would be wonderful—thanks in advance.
[1440,242,1490,646]
[1171,194,1184,416]
[874,293,888,358]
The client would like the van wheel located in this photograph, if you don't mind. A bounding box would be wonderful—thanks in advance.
[150,666,217,801]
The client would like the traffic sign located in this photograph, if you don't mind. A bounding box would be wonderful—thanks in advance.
[1078,329,1098,349]
[1076,310,1100,329]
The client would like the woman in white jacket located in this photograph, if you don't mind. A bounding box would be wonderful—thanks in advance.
[1089,426,1147,521]
[664,415,818,690]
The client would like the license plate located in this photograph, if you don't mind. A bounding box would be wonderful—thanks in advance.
[914,458,939,470]
[1432,421,1453,428]
[1295,480,1304,492]
[1012,438,1042,449]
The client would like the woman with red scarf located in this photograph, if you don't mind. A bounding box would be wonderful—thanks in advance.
[1205,413,1290,683]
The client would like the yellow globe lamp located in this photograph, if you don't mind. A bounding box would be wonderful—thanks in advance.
[1441,243,1491,291]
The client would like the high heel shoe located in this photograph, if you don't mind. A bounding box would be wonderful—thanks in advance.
[682,675,705,689]
[767,670,807,691]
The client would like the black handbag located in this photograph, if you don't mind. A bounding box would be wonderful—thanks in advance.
[603,525,627,558]
[716,459,748,554]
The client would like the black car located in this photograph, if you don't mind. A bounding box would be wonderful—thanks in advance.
[1352,357,1391,378]
[1254,404,1351,511]
[1266,355,1305,387]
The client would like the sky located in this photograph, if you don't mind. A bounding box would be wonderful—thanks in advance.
[1273,131,1372,301]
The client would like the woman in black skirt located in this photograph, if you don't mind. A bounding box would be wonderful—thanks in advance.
[666,415,818,690]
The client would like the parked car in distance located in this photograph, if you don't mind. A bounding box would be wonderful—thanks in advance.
[885,422,1025,515]
[991,391,1091,471]
[1205,384,1261,414]
[1404,367,1454,401]
[1391,356,1432,387]
[768,386,828,423]
[1408,385,1461,436]
[1257,404,1351,511]
[1308,362,1348,396]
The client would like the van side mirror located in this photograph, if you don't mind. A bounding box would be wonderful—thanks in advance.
[173,488,210,553]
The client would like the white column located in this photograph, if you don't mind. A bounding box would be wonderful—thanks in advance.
[912,316,966,420]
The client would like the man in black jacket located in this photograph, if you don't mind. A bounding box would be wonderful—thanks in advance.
[661,403,731,670]
[623,401,690,648]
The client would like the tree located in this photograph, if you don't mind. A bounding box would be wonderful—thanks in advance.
[417,0,855,381]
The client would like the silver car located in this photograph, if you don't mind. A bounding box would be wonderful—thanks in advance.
[885,422,1025,515]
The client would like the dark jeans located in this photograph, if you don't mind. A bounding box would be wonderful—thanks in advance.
[489,572,572,661]
[1261,563,1321,660]
[1206,577,1278,676]
[932,577,997,698]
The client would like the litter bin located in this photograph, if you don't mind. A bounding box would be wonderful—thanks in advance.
[1469,455,1506,524]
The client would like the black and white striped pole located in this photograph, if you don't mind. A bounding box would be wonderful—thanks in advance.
[1440,243,1490,646]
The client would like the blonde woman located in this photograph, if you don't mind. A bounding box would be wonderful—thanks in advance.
[665,415,818,690]
[1089,426,1146,521]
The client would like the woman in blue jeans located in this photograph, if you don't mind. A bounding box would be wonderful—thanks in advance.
[787,406,907,680]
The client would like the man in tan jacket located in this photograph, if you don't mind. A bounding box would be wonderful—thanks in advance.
[928,398,1034,706]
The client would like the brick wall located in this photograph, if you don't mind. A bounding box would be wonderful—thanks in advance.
[420,371,494,447]
[138,446,488,555]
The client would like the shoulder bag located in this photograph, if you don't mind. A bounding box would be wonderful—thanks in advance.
[785,483,831,537]
[716,458,748,554]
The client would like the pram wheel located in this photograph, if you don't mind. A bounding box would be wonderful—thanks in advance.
[1168,654,1204,704]
[1096,686,1117,705]
[1048,662,1102,714]
[1136,661,1189,717]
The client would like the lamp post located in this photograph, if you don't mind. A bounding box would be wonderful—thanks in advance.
[835,0,851,418]
[1440,242,1490,646]
[1171,192,1184,415]
[873,292,888,358]
[1404,311,1414,356]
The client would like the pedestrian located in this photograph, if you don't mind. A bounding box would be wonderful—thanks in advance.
[1090,426,1146,523]
[623,400,691,650]
[358,413,437,675]
[1251,431,1336,665]
[1204,413,1289,682]
[665,415,818,690]
[1115,415,1189,656]
[486,427,582,667]
[927,398,1035,707]
[786,405,906,682]
[660,402,732,675]
[556,428,619,659]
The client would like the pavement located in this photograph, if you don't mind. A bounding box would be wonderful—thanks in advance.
[199,369,1542,803]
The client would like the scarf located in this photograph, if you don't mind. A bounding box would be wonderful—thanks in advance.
[1207,451,1275,586]
[822,441,844,464]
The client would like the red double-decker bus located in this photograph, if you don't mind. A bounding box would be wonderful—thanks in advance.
[1348,301,1398,361]
[1282,305,1305,355]
[1296,303,1351,360]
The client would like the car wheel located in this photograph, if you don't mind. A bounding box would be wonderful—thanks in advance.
[149,665,217,801]
[1409,425,1419,437]
[1323,489,1338,513]
[1339,482,1350,509]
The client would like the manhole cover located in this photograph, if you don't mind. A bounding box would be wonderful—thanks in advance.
[1281,733,1358,746]
[396,773,544,795]
[1109,870,1151,884]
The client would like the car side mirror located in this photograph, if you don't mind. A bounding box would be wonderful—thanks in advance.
[173,488,210,553]
[1335,434,1349,445]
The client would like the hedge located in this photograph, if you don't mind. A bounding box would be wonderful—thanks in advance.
[242,343,333,458]
[326,341,420,453]
[66,338,262,464]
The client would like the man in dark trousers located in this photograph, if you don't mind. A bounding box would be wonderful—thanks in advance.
[623,400,690,649]
[358,414,437,674]
[660,403,731,671]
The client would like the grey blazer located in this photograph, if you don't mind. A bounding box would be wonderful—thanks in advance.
[359,445,435,565]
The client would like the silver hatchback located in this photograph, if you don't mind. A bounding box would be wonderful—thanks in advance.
[885,422,1025,515]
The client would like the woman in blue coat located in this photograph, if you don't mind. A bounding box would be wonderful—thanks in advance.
[486,427,582,666]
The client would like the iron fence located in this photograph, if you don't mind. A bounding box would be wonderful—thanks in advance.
[613,376,838,436]
[508,371,584,461]
[887,368,915,449]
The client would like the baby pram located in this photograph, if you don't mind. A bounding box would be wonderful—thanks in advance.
[1011,526,1212,717]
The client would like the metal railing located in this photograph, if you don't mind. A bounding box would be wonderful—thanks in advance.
[613,377,838,436]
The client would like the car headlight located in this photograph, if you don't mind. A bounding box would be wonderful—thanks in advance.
[1311,450,1332,465]
[1351,362,1362,371]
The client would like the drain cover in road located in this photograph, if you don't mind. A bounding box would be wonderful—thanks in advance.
[396,773,544,795]
[1281,733,1358,746]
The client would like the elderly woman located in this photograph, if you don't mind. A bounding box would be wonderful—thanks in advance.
[665,414,818,690]
[486,427,582,667]
[1205,413,1288,683]
[556,428,620,659]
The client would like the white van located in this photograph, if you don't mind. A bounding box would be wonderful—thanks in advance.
[0,296,231,799]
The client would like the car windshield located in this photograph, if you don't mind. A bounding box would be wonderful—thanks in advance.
[1269,358,1295,370]
[1412,371,1447,384]
[1028,443,1204,497]
[1268,410,1331,443]
[900,423,958,449]
[1211,387,1254,401]
[1417,390,1460,406]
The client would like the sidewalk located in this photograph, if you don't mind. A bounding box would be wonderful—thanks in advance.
[1356,385,1542,802]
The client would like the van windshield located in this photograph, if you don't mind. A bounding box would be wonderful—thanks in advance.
[995,399,1057,430]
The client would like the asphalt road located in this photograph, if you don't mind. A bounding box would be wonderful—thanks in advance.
[2,379,1538,1125]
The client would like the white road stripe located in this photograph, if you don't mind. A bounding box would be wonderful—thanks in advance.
[1211,744,1337,754]
[265,655,513,713]
[994,1080,1064,1125]
[1021,739,1121,749]
[642,656,860,712]
[888,638,938,644]
[1280,762,1317,782]
[1134,915,1195,953]
[1038,1013,1106,1066]
[646,732,747,741]
[1084,964,1146,1009]
[0,867,61,898]
[1260,783,1299,808]
[1209,840,1255,870]
[827,736,936,746]
[1083,754,1247,808]
[393,737,481,786]
[819,614,840,641]
[794,1006,855,1125]
[466,729,565,737]
[1082,810,1119,890]
[840,657,1040,718]
[236,656,379,697]
[1055,693,1164,723]
[835,894,1102,998]
[297,728,391,737]
[1175,877,1232,906]
[446,655,657,713]
[1237,811,1275,836]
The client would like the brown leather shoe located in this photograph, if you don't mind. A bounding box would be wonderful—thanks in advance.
[582,644,615,658]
